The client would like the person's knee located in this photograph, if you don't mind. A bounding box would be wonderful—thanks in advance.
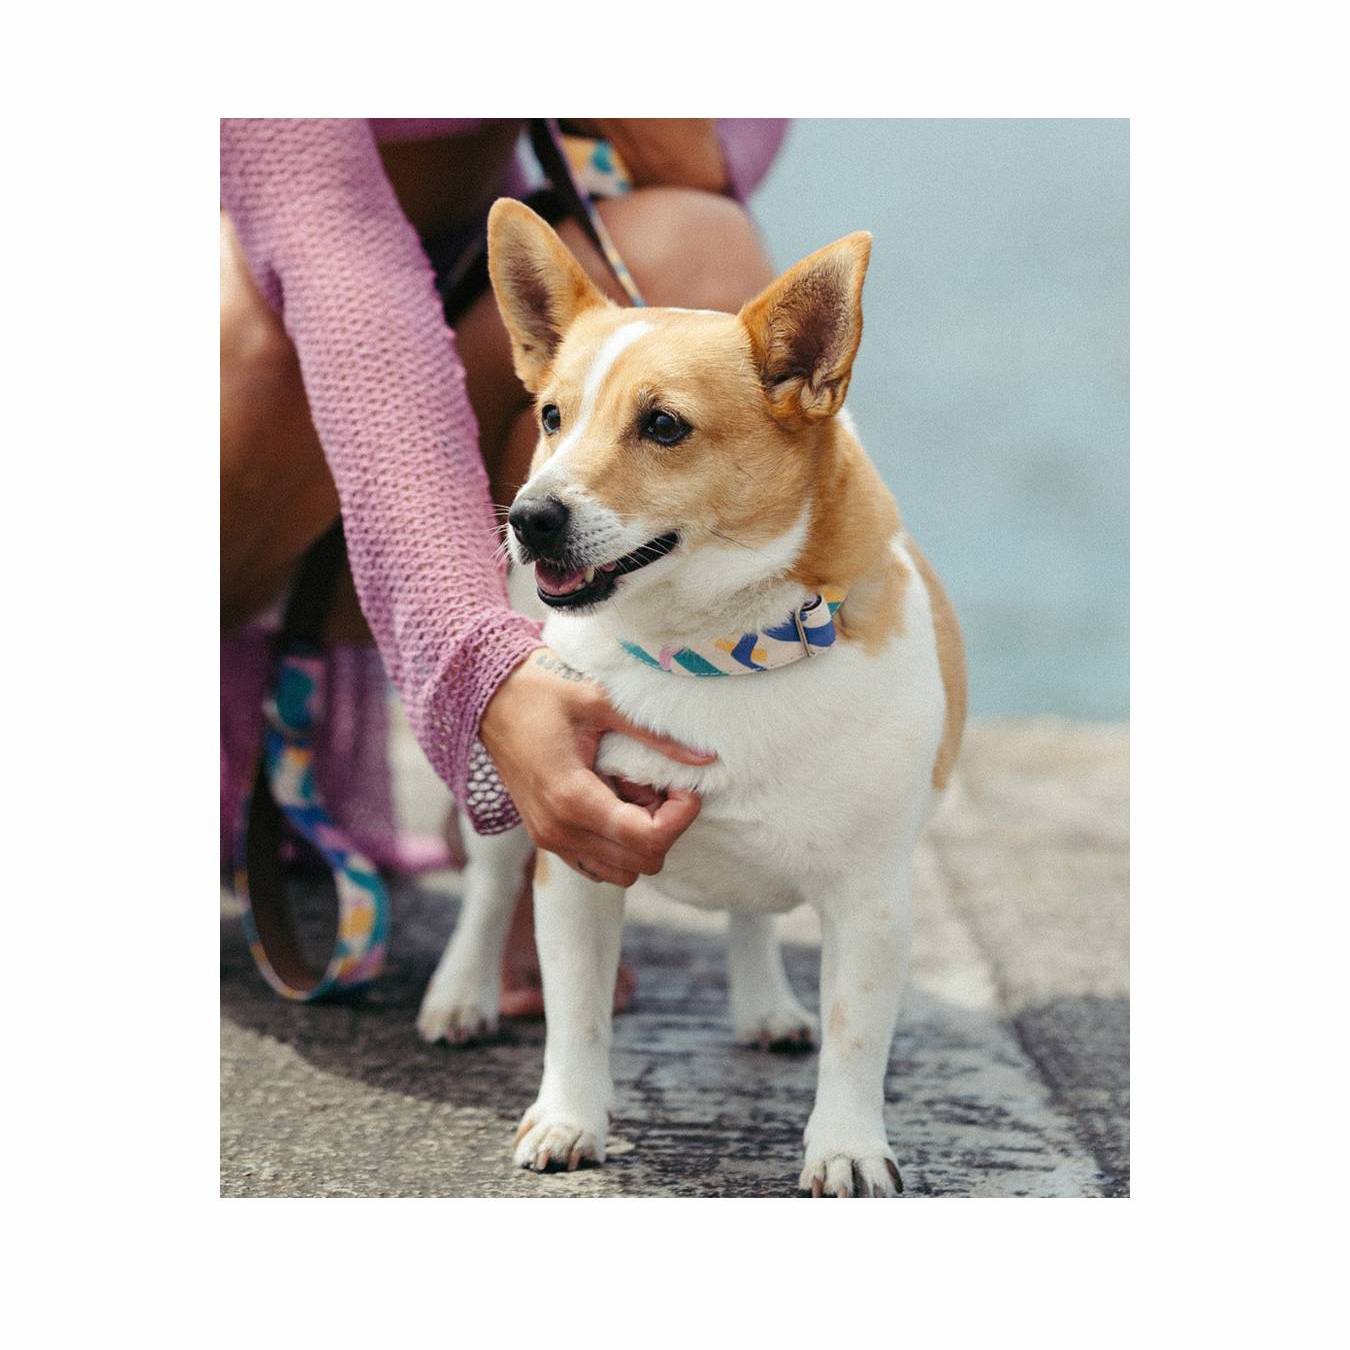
[221,288,298,398]
[220,212,333,625]
[220,214,300,400]
[614,188,776,313]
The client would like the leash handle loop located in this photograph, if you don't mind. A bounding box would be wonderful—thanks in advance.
[231,523,390,1001]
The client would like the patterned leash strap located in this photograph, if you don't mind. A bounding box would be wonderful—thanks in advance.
[529,120,646,307]
[232,523,390,1001]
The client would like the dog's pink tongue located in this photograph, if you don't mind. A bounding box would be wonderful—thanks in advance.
[536,563,585,596]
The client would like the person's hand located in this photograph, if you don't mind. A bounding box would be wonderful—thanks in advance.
[564,119,729,194]
[479,648,716,887]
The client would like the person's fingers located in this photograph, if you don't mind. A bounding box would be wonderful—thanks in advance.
[557,825,646,886]
[561,785,702,878]
[604,774,666,813]
[648,788,703,848]
[566,854,636,888]
[538,778,663,876]
[595,706,716,767]
[561,771,672,868]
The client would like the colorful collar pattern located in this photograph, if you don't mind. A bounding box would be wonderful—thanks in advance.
[619,588,845,677]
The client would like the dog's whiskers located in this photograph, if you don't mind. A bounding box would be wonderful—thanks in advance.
[732,461,775,492]
[708,527,763,555]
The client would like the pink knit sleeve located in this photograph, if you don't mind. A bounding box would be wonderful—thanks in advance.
[220,118,543,834]
[715,119,790,200]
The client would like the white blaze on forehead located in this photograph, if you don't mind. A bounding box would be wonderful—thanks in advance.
[526,319,655,499]
[579,319,655,409]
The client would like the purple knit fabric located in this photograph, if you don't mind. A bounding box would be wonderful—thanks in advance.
[220,118,787,860]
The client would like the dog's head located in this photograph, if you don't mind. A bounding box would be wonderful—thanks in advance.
[487,198,871,625]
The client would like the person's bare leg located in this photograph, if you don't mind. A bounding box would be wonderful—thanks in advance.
[453,186,778,1015]
[220,213,371,643]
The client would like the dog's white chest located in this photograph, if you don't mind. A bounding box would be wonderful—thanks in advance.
[546,595,945,915]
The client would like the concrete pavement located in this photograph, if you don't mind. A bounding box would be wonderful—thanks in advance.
[220,717,1128,1198]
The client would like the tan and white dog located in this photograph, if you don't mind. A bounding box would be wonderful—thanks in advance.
[418,199,966,1197]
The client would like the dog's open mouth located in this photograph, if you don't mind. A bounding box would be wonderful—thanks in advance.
[534,532,680,609]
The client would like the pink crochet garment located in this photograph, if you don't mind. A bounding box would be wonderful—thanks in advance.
[220,118,788,866]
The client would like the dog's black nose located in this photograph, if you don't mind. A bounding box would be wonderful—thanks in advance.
[509,495,571,560]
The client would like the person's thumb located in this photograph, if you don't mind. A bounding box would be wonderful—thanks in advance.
[648,788,702,847]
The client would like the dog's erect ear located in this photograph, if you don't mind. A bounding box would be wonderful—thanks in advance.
[487,198,611,392]
[739,232,872,423]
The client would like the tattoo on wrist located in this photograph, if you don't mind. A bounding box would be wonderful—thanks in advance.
[534,652,593,685]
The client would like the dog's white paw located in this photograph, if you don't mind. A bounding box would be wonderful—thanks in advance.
[512,1103,608,1172]
[734,1002,819,1053]
[793,1144,901,1198]
[793,1112,901,1198]
[417,969,499,1046]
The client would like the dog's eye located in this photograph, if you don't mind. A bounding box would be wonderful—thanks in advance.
[541,403,561,435]
[642,409,691,447]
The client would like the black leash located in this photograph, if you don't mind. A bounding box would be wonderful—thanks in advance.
[529,120,646,307]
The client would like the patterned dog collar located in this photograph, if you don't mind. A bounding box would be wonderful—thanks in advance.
[619,589,845,677]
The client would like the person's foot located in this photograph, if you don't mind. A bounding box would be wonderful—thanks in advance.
[362,832,454,874]
[498,875,635,1018]
[499,962,636,1018]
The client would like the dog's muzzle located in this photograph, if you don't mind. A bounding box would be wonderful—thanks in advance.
[508,494,571,562]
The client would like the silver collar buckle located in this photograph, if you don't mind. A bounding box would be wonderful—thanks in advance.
[792,597,822,659]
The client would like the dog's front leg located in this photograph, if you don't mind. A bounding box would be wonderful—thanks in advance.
[417,824,533,1045]
[727,912,818,1051]
[800,860,912,1198]
[513,859,625,1172]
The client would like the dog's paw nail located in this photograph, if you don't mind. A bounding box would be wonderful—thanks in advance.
[513,1109,606,1174]
[416,989,498,1047]
[739,1008,819,1054]
[800,1151,901,1198]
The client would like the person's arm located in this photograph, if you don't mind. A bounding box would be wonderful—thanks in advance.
[221,118,543,835]
[220,119,708,877]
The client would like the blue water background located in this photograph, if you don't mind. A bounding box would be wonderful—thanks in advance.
[752,119,1128,719]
